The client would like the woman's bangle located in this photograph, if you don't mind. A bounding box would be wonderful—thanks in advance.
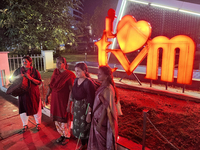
[88,112,91,114]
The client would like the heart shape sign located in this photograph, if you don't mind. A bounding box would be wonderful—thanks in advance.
[117,15,152,53]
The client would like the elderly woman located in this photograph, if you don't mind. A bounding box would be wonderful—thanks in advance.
[11,55,42,132]
[45,57,75,145]
[87,65,119,150]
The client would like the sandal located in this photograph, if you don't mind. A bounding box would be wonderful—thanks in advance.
[22,125,28,133]
[56,136,65,143]
[61,137,70,145]
[36,124,41,131]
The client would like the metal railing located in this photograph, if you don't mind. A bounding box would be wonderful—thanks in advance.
[142,110,179,150]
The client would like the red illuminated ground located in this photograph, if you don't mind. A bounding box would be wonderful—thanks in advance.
[118,88,200,150]
[41,76,200,150]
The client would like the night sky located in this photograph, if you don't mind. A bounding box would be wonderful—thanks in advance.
[83,0,103,15]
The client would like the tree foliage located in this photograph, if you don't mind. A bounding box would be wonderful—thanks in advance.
[89,0,118,39]
[0,0,80,50]
[76,13,91,38]
[75,13,91,37]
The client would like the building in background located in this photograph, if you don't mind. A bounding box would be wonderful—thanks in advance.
[112,0,200,69]
[68,0,94,52]
[69,0,84,22]
[114,0,200,48]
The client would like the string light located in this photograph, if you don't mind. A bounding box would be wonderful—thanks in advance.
[179,9,200,16]
[128,0,149,5]
[150,3,178,11]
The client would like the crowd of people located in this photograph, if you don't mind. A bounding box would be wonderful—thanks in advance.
[10,55,122,150]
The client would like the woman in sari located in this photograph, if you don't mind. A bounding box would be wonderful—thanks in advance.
[87,65,119,150]
[11,56,42,132]
[45,57,75,145]
[68,63,96,150]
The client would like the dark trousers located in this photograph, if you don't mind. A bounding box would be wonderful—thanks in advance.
[81,139,88,145]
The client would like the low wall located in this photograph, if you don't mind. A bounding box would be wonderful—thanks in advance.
[68,63,200,91]
[68,62,200,103]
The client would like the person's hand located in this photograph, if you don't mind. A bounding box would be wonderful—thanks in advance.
[99,94,105,103]
[67,106,70,113]
[86,112,91,123]
[96,123,101,133]
[24,73,32,80]
[45,96,49,105]
[71,105,74,114]
[69,102,74,114]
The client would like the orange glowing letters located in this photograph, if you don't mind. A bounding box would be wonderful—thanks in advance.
[146,36,195,84]
[95,9,196,85]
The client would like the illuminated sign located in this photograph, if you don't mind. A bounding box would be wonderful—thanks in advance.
[95,9,196,85]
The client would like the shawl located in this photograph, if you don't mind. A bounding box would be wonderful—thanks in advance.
[16,66,42,116]
[50,68,75,92]
[97,85,118,122]
[21,66,32,76]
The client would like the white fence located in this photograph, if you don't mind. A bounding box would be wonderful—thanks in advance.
[0,50,54,91]
[8,54,44,74]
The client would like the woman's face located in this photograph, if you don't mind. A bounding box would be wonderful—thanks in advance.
[56,59,65,70]
[75,67,85,78]
[97,69,107,82]
[23,58,31,69]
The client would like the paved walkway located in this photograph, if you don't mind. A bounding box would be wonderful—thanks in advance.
[0,90,147,150]
[0,90,78,150]
[1,67,199,150]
